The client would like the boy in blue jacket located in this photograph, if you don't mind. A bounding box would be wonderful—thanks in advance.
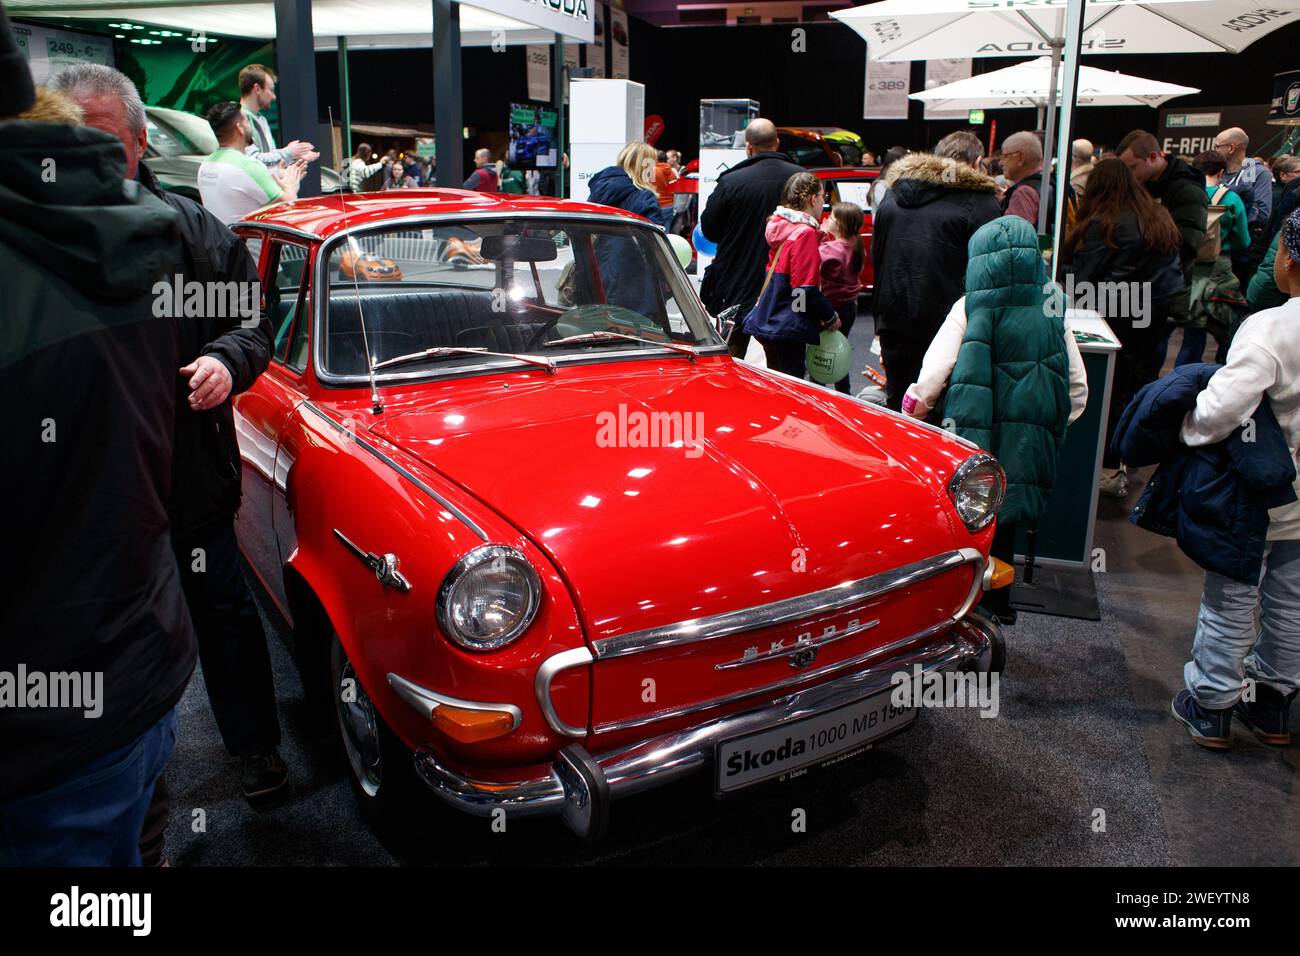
[1173,210,1300,748]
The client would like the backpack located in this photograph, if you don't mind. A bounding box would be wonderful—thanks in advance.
[1197,185,1231,264]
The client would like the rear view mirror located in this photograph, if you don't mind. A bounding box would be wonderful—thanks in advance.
[480,235,558,262]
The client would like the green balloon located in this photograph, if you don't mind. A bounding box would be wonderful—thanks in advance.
[667,233,693,270]
[806,330,852,385]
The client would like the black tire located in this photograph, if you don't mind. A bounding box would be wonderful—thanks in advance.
[329,631,422,827]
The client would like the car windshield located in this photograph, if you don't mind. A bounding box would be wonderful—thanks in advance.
[320,217,723,381]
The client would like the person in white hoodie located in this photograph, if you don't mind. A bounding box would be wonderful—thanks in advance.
[1170,208,1300,749]
[903,295,1089,424]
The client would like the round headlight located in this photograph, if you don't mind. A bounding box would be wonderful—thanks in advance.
[437,545,541,651]
[947,453,1006,532]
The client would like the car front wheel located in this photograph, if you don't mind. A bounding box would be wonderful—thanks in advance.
[329,632,420,825]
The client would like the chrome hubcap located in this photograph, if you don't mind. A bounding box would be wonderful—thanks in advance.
[333,641,382,797]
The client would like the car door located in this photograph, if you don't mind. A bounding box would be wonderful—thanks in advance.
[232,233,312,612]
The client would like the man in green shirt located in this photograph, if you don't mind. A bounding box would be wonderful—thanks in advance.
[199,102,305,225]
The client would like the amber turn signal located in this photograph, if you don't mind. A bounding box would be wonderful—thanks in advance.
[432,704,517,743]
[985,557,1015,590]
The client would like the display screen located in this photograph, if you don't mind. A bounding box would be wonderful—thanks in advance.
[508,104,559,170]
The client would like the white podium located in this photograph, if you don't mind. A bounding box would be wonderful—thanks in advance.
[570,79,645,203]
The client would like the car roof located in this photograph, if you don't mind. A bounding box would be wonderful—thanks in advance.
[240,188,649,241]
[810,167,881,178]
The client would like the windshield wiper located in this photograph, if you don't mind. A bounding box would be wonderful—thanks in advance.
[372,346,556,375]
[542,331,698,362]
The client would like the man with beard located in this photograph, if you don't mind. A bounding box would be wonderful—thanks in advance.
[199,101,305,225]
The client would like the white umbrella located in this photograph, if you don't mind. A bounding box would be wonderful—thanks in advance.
[834,0,1300,235]
[832,0,1299,62]
[911,57,1199,113]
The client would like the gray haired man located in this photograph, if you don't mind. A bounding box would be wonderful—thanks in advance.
[52,64,287,806]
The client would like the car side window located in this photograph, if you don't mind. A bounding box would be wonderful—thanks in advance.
[266,242,310,367]
[286,286,310,371]
[243,236,263,271]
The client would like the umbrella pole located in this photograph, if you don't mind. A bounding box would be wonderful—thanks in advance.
[1038,39,1063,237]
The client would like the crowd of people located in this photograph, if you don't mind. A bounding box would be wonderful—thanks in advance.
[694,115,1299,750]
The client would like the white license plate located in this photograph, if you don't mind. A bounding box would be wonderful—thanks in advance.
[716,689,916,793]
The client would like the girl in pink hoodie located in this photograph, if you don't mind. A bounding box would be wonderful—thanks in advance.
[746,172,840,377]
[818,202,864,393]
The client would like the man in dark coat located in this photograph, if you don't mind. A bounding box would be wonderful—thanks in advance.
[1118,131,1208,318]
[698,118,802,357]
[0,8,197,865]
[871,131,1002,410]
[54,64,285,803]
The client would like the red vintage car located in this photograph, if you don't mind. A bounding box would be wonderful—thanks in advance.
[231,189,1008,838]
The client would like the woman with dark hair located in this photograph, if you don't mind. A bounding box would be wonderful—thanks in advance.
[741,172,840,378]
[1062,157,1184,498]
[381,160,417,190]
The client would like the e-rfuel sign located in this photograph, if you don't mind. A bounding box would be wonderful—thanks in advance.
[1157,105,1272,157]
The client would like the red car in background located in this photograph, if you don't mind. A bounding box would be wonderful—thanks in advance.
[672,163,879,300]
[230,189,1007,839]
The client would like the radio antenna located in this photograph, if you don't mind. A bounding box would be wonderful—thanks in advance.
[329,106,383,415]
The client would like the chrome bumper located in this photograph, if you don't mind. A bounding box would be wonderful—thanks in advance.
[411,614,1003,839]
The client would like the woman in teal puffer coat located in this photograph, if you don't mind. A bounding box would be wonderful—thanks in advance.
[907,215,1084,621]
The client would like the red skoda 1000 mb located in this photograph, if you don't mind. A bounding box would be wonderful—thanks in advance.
[231,189,1009,838]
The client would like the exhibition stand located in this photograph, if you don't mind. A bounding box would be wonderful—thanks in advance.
[695,98,757,277]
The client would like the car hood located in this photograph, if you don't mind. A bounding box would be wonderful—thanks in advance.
[368,360,965,643]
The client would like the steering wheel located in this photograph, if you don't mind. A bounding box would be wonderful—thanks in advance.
[553,304,664,338]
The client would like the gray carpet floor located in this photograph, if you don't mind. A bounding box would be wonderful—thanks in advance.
[162,320,1297,866]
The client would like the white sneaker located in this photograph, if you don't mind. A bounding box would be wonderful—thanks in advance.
[1098,466,1128,498]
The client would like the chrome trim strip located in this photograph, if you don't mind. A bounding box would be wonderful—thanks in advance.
[594,618,954,735]
[410,614,1000,829]
[594,547,984,660]
[387,673,523,731]
[714,616,880,670]
[301,401,488,540]
[309,210,726,389]
[534,646,593,738]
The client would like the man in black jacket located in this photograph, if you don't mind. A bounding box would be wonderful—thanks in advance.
[1118,131,1208,319]
[698,118,802,357]
[0,9,197,865]
[871,131,1002,409]
[54,64,284,802]
[1118,131,1207,382]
